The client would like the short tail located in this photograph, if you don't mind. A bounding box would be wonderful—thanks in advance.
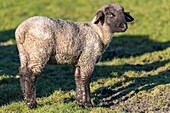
[15,22,27,44]
[15,25,30,75]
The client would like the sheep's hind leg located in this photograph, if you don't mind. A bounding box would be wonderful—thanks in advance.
[19,34,54,108]
[19,65,39,109]
[20,60,49,109]
[19,54,50,109]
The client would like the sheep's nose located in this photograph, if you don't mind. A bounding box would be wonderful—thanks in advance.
[119,23,126,28]
[119,23,127,31]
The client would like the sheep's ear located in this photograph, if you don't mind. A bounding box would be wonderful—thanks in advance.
[93,10,105,25]
[124,12,134,22]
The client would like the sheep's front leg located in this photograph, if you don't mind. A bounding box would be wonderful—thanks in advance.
[74,65,92,107]
[80,68,92,107]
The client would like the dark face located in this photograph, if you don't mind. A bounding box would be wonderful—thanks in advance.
[93,4,134,33]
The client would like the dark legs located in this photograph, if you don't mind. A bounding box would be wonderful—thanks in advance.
[17,38,52,109]
[19,67,38,109]
[19,63,45,109]
[74,66,92,107]
[74,66,82,104]
[81,73,92,107]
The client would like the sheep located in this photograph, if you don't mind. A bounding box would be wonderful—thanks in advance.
[15,3,134,109]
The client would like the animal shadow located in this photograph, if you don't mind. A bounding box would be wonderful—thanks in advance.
[93,59,170,108]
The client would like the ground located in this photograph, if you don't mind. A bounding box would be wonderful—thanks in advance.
[0,0,170,112]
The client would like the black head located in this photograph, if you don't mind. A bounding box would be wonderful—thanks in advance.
[92,3,134,33]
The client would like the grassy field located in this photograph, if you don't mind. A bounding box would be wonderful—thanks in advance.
[0,0,170,112]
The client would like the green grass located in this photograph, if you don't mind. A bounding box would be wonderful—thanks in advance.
[0,0,170,112]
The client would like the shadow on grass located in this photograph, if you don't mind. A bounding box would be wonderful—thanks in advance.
[92,59,170,107]
[0,29,21,105]
[0,29,170,107]
[0,29,15,43]
[101,35,170,61]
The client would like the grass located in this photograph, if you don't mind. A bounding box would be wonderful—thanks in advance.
[0,0,170,112]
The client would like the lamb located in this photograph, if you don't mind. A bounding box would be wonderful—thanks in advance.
[15,3,134,109]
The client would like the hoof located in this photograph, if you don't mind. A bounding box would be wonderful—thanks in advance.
[27,102,37,109]
[77,101,92,108]
[83,103,92,108]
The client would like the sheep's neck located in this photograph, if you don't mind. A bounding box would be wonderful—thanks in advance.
[92,24,113,46]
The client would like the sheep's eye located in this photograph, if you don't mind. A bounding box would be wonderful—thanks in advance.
[107,13,115,18]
